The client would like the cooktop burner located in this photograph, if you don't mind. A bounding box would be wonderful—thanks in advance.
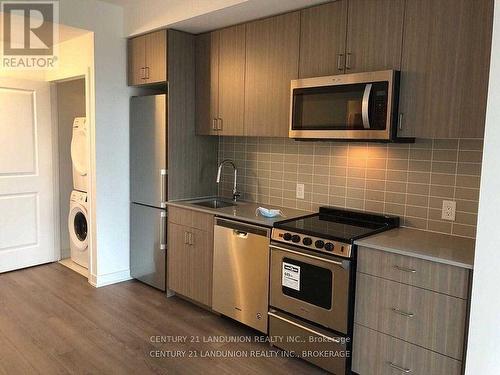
[272,206,399,258]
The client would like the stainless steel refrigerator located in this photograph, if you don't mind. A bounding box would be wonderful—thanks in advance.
[130,94,167,291]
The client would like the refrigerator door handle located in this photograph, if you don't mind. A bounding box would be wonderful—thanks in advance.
[160,169,167,208]
[160,211,167,250]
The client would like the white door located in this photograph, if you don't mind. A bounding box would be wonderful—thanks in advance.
[0,77,56,272]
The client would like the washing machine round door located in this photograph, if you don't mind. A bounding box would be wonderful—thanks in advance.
[68,205,88,251]
[71,128,88,176]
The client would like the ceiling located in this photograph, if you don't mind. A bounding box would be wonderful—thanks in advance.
[100,0,330,35]
[170,0,330,33]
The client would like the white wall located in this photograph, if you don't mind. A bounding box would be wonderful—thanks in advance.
[58,0,131,286]
[465,0,500,373]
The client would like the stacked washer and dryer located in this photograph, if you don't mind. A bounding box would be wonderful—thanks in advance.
[68,117,89,269]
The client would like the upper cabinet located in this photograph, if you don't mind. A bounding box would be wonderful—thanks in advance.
[398,0,493,138]
[299,0,404,78]
[127,30,167,86]
[195,25,246,136]
[196,14,299,137]
[193,0,492,138]
[244,12,300,137]
[345,0,404,73]
[299,1,347,78]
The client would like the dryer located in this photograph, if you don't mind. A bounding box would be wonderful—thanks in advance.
[68,190,89,269]
[71,117,88,192]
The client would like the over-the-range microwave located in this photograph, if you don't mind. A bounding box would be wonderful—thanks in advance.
[289,70,412,142]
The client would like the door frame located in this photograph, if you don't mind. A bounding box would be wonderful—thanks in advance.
[50,70,95,282]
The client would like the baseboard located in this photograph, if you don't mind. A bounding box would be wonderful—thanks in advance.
[88,269,131,288]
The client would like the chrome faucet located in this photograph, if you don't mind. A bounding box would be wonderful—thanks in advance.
[216,159,240,202]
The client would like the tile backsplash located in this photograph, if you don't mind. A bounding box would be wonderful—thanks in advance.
[218,137,483,238]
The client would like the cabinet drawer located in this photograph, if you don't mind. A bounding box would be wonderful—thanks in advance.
[168,206,214,232]
[352,324,462,375]
[355,273,467,360]
[357,246,470,299]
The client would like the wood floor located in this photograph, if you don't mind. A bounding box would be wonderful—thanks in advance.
[0,263,325,374]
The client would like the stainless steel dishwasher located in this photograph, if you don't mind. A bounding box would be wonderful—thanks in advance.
[212,218,271,333]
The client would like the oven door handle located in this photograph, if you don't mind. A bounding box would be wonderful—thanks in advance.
[270,244,346,268]
[362,83,372,129]
[268,311,342,343]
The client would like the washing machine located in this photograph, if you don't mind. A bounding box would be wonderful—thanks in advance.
[68,190,89,269]
[71,117,88,192]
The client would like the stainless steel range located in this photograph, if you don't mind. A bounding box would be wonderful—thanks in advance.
[268,207,399,374]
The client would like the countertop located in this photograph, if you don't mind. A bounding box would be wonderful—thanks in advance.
[167,198,312,228]
[355,227,475,269]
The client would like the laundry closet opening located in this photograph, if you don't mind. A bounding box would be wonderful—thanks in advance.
[55,78,89,277]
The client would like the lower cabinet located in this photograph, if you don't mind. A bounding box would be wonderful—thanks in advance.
[352,324,462,375]
[352,246,471,374]
[167,207,213,307]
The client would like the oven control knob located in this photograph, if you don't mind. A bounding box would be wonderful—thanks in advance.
[315,240,325,249]
[324,242,334,252]
[291,235,301,243]
[283,233,292,241]
[302,237,312,246]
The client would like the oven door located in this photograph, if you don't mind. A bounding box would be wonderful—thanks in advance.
[270,243,351,334]
[289,70,398,141]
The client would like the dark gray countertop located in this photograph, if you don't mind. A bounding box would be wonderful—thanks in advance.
[355,227,475,269]
[167,198,312,227]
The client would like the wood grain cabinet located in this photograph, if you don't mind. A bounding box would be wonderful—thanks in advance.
[398,0,493,138]
[352,246,471,374]
[167,207,214,307]
[299,0,404,78]
[195,25,246,136]
[244,11,300,137]
[128,30,167,86]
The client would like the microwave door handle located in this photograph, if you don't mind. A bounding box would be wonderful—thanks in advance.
[362,83,372,129]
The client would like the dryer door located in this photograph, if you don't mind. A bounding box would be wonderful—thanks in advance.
[71,128,88,176]
[68,205,88,251]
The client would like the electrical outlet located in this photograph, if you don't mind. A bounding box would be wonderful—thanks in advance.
[442,200,456,221]
[296,183,305,199]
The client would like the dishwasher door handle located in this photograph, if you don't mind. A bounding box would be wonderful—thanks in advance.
[233,230,248,239]
[215,217,270,237]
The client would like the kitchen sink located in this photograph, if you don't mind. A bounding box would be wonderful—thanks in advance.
[193,199,236,209]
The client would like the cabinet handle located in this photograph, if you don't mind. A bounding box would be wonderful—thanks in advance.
[391,307,415,318]
[398,113,404,130]
[393,265,416,273]
[190,232,195,246]
[184,231,189,245]
[212,118,217,131]
[218,118,223,131]
[388,362,412,373]
[140,67,146,79]
[345,52,352,70]
[337,53,344,71]
[144,66,150,80]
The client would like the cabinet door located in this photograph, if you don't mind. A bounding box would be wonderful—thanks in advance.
[145,30,167,84]
[167,221,213,307]
[244,12,300,137]
[345,0,404,73]
[127,35,146,86]
[399,0,493,138]
[218,24,246,136]
[299,1,348,78]
[195,32,219,135]
[189,228,213,307]
[167,223,190,297]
